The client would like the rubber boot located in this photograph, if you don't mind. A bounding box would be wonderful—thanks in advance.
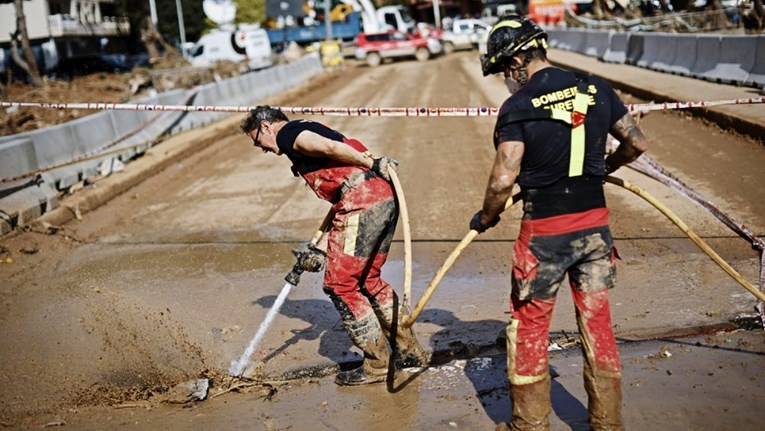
[370,295,429,368]
[335,334,390,386]
[509,376,551,431]
[584,363,625,431]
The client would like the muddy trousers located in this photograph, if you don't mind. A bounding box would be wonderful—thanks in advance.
[322,287,389,372]
[369,290,427,365]
[506,288,623,431]
[324,284,425,371]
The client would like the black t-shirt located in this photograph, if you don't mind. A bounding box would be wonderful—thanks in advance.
[495,67,628,188]
[277,120,346,176]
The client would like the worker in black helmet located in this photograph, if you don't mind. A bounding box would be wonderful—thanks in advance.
[473,14,649,431]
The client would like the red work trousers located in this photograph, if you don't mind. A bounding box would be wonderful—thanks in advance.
[322,176,399,347]
[507,208,621,385]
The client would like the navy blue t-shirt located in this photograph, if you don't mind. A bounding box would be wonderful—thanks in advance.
[276,120,346,176]
[495,67,628,188]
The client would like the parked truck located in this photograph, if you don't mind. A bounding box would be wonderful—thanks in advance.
[266,11,363,46]
[264,0,416,46]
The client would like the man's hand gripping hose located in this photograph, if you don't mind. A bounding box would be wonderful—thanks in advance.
[400,191,522,328]
[285,210,334,286]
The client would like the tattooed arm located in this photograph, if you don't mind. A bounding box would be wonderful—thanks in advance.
[606,113,649,175]
[479,140,524,226]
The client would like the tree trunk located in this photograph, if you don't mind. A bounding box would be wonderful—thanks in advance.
[141,17,162,61]
[593,0,605,19]
[12,0,45,88]
[709,0,729,30]
[754,0,765,31]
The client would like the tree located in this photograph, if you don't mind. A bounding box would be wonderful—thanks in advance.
[154,0,206,44]
[753,0,765,31]
[234,0,267,25]
[10,0,45,87]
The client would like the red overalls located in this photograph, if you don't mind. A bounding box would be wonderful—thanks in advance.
[298,137,423,373]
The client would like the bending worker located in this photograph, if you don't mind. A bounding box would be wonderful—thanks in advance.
[472,15,648,430]
[241,106,428,386]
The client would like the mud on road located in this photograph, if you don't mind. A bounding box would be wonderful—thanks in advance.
[1,51,764,429]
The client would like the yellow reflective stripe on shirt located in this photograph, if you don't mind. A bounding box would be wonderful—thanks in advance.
[568,91,590,177]
[343,213,360,255]
[549,109,572,124]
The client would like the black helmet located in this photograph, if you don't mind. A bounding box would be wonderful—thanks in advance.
[481,14,548,76]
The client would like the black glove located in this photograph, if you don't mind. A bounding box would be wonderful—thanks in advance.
[371,157,399,181]
[292,244,327,272]
[470,210,500,233]
[604,157,618,176]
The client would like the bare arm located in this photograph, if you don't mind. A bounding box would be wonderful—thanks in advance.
[606,112,649,174]
[479,140,524,225]
[293,130,373,169]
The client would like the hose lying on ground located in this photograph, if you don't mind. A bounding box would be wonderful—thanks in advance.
[605,176,765,304]
[397,175,764,329]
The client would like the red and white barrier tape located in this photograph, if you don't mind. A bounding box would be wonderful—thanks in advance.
[609,139,765,326]
[0,88,202,185]
[2,96,764,116]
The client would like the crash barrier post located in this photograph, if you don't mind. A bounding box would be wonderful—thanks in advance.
[0,55,323,234]
[746,35,765,88]
[602,31,628,64]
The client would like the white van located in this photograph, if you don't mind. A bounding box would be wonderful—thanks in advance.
[189,26,273,71]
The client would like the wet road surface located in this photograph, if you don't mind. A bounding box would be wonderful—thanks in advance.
[1,50,764,429]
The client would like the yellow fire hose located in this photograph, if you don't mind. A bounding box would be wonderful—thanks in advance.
[605,176,765,303]
[389,169,413,309]
[390,174,764,329]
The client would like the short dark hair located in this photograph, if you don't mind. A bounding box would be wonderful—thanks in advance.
[525,47,547,62]
[240,105,289,134]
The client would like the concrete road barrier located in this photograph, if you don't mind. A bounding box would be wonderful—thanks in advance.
[584,30,611,59]
[700,35,755,84]
[690,35,722,82]
[547,29,759,88]
[746,35,765,88]
[602,32,629,64]
[667,35,698,76]
[625,33,644,66]
[646,33,678,73]
[0,55,323,234]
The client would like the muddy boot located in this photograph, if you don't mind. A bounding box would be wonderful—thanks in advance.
[509,376,551,431]
[391,323,430,368]
[370,296,429,369]
[584,364,625,431]
[335,335,390,386]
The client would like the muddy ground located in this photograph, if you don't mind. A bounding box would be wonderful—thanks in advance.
[1,51,764,430]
